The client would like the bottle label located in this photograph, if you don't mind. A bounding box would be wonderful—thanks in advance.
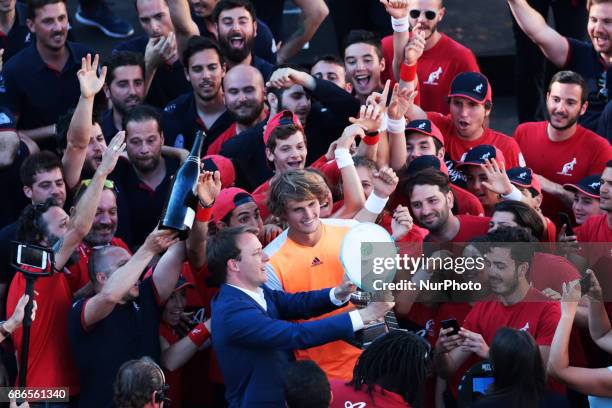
[184,207,196,229]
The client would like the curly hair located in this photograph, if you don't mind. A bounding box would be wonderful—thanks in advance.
[267,169,329,218]
[114,357,165,408]
[16,198,60,245]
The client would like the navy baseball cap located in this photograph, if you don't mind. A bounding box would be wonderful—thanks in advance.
[457,144,506,169]
[448,72,492,104]
[563,175,602,199]
[406,155,441,174]
[174,276,194,292]
[507,167,541,194]
[405,119,445,145]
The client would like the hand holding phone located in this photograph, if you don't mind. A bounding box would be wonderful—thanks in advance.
[441,318,460,336]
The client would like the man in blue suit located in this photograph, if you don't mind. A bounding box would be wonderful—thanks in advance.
[209,226,394,407]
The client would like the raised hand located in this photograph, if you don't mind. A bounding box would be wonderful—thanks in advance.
[560,279,581,316]
[480,158,513,195]
[404,30,426,66]
[97,131,126,176]
[372,166,399,198]
[387,83,417,121]
[196,171,222,207]
[391,205,413,240]
[144,228,181,254]
[349,104,385,132]
[145,32,178,67]
[78,53,107,99]
[364,79,391,112]
[379,0,409,19]
[337,123,366,150]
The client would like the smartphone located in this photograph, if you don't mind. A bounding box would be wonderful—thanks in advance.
[16,244,48,270]
[580,272,592,296]
[558,212,574,237]
[472,376,494,395]
[441,318,460,336]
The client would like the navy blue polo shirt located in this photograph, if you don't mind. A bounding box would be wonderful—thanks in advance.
[252,54,274,82]
[565,38,612,131]
[100,108,118,143]
[3,41,92,130]
[114,36,191,109]
[68,277,162,408]
[162,91,235,151]
[112,156,180,248]
[0,2,33,63]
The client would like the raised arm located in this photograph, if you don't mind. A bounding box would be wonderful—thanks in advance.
[275,0,329,64]
[55,132,125,269]
[153,240,187,303]
[160,318,211,371]
[354,166,399,222]
[83,229,179,327]
[63,54,108,190]
[586,271,612,353]
[387,84,417,170]
[380,0,410,81]
[167,0,200,57]
[507,0,569,67]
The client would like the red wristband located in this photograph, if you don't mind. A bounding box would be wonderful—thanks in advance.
[362,133,380,145]
[188,322,210,347]
[400,62,417,82]
[195,204,213,222]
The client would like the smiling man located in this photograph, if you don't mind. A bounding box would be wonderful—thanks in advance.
[343,30,385,104]
[514,71,612,225]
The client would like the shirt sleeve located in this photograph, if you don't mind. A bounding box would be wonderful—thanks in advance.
[534,302,561,346]
[265,263,283,291]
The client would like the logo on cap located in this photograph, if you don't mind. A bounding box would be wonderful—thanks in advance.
[518,171,528,180]
[418,122,427,130]
[474,83,484,94]
[480,152,491,160]
[589,181,601,189]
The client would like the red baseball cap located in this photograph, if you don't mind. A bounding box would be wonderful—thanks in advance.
[448,72,492,104]
[203,155,235,189]
[212,187,257,223]
[457,144,506,169]
[263,110,303,147]
[405,119,445,146]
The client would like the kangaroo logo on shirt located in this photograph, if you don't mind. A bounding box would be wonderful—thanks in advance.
[474,83,484,94]
[519,322,530,332]
[557,157,577,176]
[424,67,443,85]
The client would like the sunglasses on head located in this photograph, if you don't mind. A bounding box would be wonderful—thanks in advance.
[409,9,437,20]
[80,179,116,190]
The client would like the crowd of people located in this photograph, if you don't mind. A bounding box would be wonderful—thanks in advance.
[0,0,611,407]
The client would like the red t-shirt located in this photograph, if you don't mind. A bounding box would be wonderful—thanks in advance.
[530,252,580,294]
[382,34,479,114]
[514,122,612,222]
[428,112,524,169]
[452,184,485,216]
[66,237,131,294]
[451,215,490,243]
[251,179,271,221]
[576,214,612,304]
[206,123,237,156]
[7,271,80,394]
[159,323,182,408]
[330,380,409,407]
[543,217,557,243]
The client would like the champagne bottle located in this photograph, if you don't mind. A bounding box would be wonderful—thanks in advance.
[159,130,205,239]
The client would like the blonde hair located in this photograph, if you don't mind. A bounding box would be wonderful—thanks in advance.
[267,169,328,218]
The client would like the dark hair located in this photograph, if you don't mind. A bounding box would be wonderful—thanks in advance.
[122,104,163,134]
[20,151,63,187]
[265,125,306,152]
[403,168,451,198]
[484,328,546,408]
[206,226,249,285]
[27,0,66,19]
[105,51,145,86]
[16,198,59,244]
[114,357,165,408]
[311,54,344,68]
[485,226,537,266]
[548,70,588,105]
[213,0,256,23]
[492,200,545,240]
[284,360,331,408]
[351,331,430,406]
[182,35,224,70]
[343,30,383,61]
[607,160,612,168]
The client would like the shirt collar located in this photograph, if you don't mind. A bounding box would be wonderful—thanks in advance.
[227,284,267,311]
[31,41,80,73]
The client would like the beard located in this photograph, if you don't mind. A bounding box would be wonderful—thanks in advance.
[228,100,265,125]
[84,223,117,246]
[219,34,255,63]
[131,154,161,174]
[548,111,580,131]
[112,95,142,117]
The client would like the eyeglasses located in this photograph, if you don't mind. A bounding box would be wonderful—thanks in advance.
[409,9,437,20]
[80,179,116,190]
